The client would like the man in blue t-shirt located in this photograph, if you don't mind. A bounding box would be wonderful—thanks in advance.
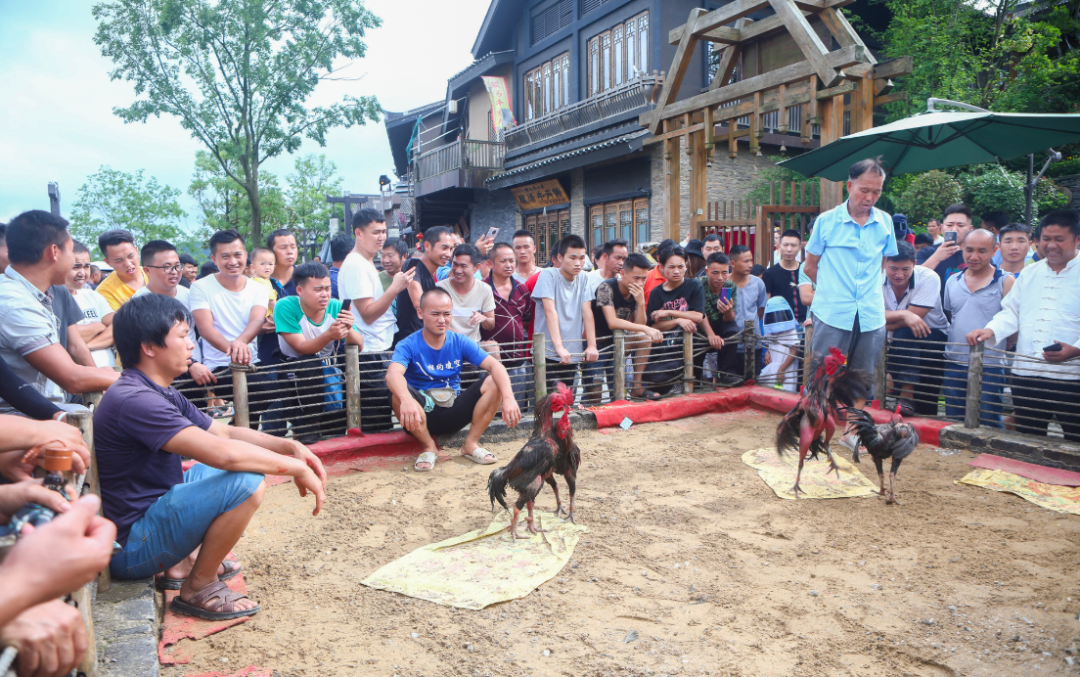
[388,287,521,472]
[94,294,327,622]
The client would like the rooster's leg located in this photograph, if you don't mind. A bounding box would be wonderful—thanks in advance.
[508,507,529,540]
[525,501,548,534]
[873,458,886,498]
[563,469,578,524]
[792,422,813,498]
[887,471,900,505]
[546,477,566,517]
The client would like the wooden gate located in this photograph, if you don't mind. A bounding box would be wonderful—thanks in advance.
[698,181,820,265]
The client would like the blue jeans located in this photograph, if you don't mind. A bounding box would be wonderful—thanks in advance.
[110,464,264,579]
[943,363,1005,428]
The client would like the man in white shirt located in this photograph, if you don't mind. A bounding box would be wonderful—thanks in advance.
[926,218,944,245]
[883,241,950,417]
[512,229,538,283]
[190,230,277,429]
[588,239,628,287]
[338,208,414,432]
[436,244,495,343]
[968,211,1080,441]
[134,240,215,387]
[67,240,115,368]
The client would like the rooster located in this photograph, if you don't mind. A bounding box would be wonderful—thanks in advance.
[488,382,581,539]
[776,346,872,498]
[844,406,919,504]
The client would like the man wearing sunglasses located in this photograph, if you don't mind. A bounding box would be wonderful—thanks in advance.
[133,241,213,386]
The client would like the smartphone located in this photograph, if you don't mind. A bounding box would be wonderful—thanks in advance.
[1044,342,1063,352]
[944,231,958,244]
[342,299,351,312]
[485,226,499,240]
[720,288,732,303]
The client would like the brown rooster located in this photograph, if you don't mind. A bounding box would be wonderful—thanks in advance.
[776,346,872,498]
[488,382,581,539]
[844,406,919,504]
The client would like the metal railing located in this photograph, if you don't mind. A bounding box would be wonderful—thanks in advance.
[504,73,664,151]
[414,139,506,181]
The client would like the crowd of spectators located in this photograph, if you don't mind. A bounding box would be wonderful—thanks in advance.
[0,157,1077,671]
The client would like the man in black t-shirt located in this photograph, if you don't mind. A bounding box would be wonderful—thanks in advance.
[394,226,454,346]
[762,229,808,323]
[588,253,663,403]
[644,247,706,395]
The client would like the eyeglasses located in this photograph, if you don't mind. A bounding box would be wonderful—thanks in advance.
[146,264,183,273]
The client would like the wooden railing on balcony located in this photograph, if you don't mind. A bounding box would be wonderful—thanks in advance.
[414,139,506,181]
[504,72,665,152]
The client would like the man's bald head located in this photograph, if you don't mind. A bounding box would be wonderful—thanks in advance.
[966,228,996,247]
[961,228,998,274]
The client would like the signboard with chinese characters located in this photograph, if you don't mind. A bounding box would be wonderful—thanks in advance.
[511,180,569,211]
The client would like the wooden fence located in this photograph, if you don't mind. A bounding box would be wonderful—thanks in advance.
[697,180,820,264]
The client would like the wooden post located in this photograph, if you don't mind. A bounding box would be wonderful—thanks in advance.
[683,327,695,394]
[688,129,705,236]
[802,323,814,387]
[533,333,547,403]
[664,123,682,241]
[818,94,846,211]
[345,344,361,431]
[63,410,102,677]
[743,320,757,382]
[965,341,985,429]
[70,585,98,677]
[873,340,888,406]
[613,329,627,402]
[66,410,111,593]
[230,364,250,429]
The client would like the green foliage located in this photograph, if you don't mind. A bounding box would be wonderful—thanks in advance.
[877,0,1080,120]
[1044,154,1080,179]
[893,170,964,224]
[285,154,344,236]
[69,166,200,258]
[93,0,382,244]
[959,165,1068,220]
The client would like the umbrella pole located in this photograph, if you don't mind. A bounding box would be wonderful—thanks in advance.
[1025,154,1034,227]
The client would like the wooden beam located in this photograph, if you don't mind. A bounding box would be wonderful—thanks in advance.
[874,77,894,96]
[643,122,705,146]
[709,18,753,91]
[642,45,865,126]
[819,94,846,210]
[667,0,855,45]
[690,130,707,232]
[694,26,743,44]
[814,80,859,100]
[817,7,876,64]
[873,90,909,106]
[852,76,874,134]
[768,0,840,86]
[650,7,708,135]
[872,56,914,80]
[841,63,874,79]
[715,127,753,143]
[664,127,682,241]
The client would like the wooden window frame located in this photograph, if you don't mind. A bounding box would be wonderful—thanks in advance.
[524,51,570,120]
[589,198,651,252]
[587,11,648,96]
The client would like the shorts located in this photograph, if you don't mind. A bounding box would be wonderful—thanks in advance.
[408,373,488,436]
[110,464,264,579]
[583,357,615,388]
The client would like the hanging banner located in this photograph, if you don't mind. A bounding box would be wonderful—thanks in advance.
[482,76,517,132]
[511,180,569,211]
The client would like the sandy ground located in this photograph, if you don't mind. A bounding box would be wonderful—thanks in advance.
[164,410,1080,677]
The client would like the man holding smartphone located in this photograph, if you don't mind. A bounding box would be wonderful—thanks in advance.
[968,210,1080,441]
[918,204,974,294]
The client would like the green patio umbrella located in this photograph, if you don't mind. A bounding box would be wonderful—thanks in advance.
[777,99,1080,222]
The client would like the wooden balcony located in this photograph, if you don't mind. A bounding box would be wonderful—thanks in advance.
[504,73,664,152]
[412,139,506,196]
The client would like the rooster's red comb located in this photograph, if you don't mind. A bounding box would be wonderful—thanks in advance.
[550,382,574,411]
[824,346,847,375]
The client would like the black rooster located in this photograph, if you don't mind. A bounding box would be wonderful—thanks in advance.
[844,406,919,504]
[777,346,872,497]
[488,383,581,539]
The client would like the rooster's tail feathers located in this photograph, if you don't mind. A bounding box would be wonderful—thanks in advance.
[841,407,881,448]
[776,409,801,457]
[487,467,509,512]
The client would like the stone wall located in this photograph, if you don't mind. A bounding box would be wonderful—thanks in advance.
[648,142,777,241]
[570,168,587,238]
[469,187,521,245]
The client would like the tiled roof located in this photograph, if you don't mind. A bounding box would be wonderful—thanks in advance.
[486,129,650,182]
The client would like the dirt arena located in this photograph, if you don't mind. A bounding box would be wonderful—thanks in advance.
[164,410,1079,677]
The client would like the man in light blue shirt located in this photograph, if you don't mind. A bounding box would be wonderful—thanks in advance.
[803,158,898,442]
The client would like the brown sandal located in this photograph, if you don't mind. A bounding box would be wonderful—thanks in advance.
[157,560,242,591]
[170,580,261,621]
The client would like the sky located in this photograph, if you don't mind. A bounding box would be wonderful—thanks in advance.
[0,0,492,226]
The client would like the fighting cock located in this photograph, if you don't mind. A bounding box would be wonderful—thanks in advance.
[844,405,919,504]
[776,346,871,498]
[488,382,581,539]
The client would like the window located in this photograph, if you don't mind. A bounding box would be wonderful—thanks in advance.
[587,12,648,96]
[590,198,650,252]
[526,210,571,265]
[525,52,570,120]
[531,0,573,45]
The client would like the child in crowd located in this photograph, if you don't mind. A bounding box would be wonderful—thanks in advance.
[758,296,800,392]
[248,247,278,316]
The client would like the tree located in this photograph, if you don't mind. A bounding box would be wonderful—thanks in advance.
[69,166,192,257]
[286,154,343,236]
[188,150,287,243]
[94,0,383,245]
[959,166,1068,221]
[893,170,964,225]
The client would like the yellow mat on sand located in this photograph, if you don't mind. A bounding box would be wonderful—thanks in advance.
[361,510,589,610]
[742,447,879,500]
[958,468,1080,515]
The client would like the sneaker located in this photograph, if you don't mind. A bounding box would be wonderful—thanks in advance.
[715,374,744,388]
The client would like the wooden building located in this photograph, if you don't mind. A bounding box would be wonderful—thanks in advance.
[383,0,895,260]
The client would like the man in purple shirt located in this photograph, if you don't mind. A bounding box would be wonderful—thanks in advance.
[95,293,327,621]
